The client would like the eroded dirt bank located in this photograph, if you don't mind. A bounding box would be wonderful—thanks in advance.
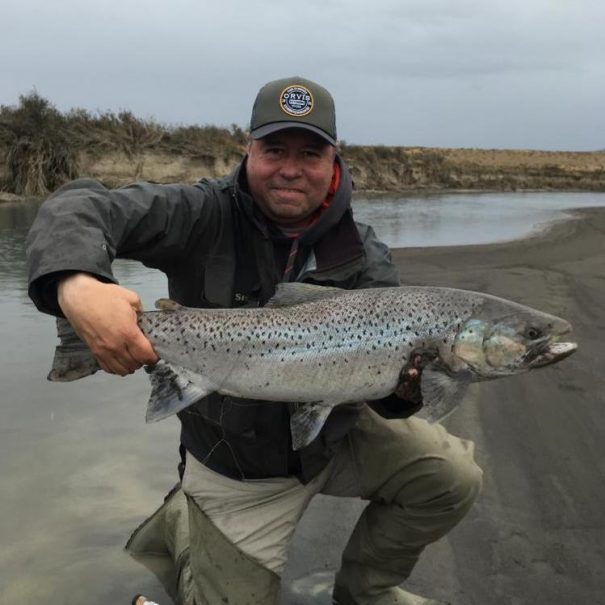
[2,146,604,196]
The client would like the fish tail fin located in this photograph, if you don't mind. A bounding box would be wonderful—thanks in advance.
[145,361,213,422]
[47,318,101,382]
[290,401,335,451]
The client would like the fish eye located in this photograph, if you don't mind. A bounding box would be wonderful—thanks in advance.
[526,327,542,340]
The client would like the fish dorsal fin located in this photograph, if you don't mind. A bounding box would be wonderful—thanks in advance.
[418,367,472,423]
[266,283,347,308]
[155,298,182,311]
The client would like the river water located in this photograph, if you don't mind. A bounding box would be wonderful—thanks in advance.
[1,191,604,604]
[353,191,605,248]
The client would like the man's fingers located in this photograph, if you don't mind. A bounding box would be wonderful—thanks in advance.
[124,289,144,312]
[98,356,136,376]
[97,344,147,376]
[127,333,159,366]
[92,341,140,375]
[90,327,157,375]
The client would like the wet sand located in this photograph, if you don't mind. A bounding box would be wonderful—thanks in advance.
[283,207,605,604]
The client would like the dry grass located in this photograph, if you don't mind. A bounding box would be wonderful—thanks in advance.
[0,92,78,195]
[1,92,604,194]
[0,92,247,194]
[6,137,78,196]
[340,144,605,192]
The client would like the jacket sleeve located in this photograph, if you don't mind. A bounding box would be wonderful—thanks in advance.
[26,177,223,315]
[353,223,400,289]
[353,223,423,419]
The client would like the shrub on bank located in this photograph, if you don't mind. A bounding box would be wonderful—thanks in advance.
[0,92,247,195]
[0,92,78,195]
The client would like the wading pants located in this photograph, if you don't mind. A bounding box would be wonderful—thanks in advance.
[128,407,482,604]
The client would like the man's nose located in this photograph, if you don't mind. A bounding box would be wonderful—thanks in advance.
[278,155,303,179]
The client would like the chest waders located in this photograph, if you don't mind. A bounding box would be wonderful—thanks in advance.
[126,486,280,605]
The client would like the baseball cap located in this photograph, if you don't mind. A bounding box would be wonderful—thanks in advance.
[249,76,337,145]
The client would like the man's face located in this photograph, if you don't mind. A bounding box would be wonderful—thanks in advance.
[246,129,336,227]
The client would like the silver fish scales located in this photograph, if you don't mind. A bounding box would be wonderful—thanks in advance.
[49,283,577,449]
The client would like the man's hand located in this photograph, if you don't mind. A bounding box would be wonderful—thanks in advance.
[57,273,159,376]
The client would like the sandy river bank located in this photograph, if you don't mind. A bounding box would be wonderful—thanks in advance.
[283,207,605,605]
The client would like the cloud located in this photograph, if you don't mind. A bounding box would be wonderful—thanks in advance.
[1,0,603,149]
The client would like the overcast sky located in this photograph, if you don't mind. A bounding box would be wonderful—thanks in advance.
[2,0,603,151]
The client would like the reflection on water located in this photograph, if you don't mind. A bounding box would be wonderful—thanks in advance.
[0,201,40,303]
[352,191,605,248]
[0,200,175,605]
[1,191,604,604]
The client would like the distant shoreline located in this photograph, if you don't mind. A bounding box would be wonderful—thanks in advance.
[0,192,27,203]
[3,185,604,206]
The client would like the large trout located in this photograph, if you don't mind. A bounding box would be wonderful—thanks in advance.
[49,283,577,449]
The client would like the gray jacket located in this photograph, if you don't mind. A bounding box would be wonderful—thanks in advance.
[27,156,417,483]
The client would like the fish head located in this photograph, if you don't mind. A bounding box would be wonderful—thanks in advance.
[451,302,577,378]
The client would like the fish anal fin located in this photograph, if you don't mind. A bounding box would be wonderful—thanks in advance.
[418,367,471,423]
[290,401,336,450]
[145,360,215,422]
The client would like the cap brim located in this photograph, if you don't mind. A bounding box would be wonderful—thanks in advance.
[250,122,336,146]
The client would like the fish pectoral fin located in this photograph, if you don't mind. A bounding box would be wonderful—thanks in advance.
[290,401,336,451]
[266,283,347,308]
[145,360,215,422]
[418,367,472,423]
[47,318,101,382]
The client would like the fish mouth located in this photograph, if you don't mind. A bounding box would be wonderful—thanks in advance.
[524,330,578,368]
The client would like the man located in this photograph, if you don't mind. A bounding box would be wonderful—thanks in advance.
[26,77,482,605]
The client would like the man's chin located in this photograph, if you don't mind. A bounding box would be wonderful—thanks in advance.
[266,205,313,227]
[267,196,308,214]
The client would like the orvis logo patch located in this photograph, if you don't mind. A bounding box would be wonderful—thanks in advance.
[280,85,314,116]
